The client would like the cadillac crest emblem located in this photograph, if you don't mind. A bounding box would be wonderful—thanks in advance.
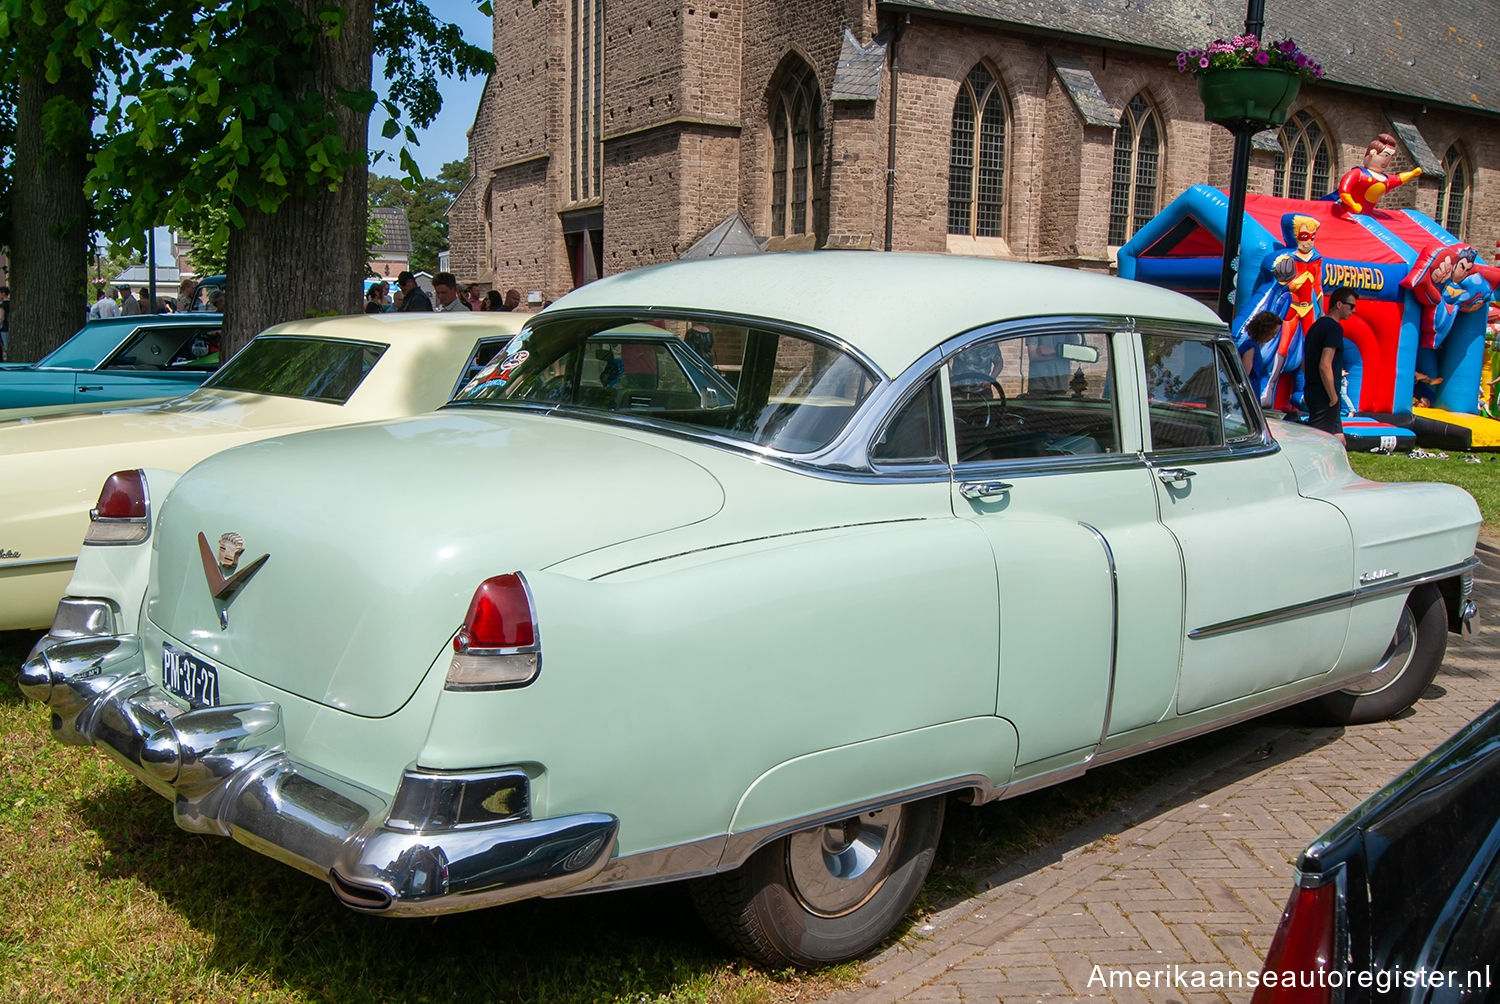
[198,531,270,602]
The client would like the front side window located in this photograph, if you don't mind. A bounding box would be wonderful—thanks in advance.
[1142,335,1259,450]
[947,331,1118,464]
[455,317,875,455]
[105,325,224,371]
[204,336,386,404]
[1109,93,1161,245]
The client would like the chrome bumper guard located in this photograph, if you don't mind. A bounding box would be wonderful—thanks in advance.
[18,635,618,917]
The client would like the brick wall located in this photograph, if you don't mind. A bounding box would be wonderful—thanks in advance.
[456,7,1500,299]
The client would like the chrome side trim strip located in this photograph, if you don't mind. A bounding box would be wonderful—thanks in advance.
[0,556,77,571]
[1188,556,1480,640]
[1077,522,1119,762]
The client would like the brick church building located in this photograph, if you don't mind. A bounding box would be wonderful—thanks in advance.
[449,1,1500,306]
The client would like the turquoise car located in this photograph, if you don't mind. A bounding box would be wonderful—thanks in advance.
[0,313,225,409]
[19,254,1480,968]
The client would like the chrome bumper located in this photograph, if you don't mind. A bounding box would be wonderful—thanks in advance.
[19,635,618,917]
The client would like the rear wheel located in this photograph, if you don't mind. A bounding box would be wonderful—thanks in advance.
[692,796,945,968]
[1309,583,1447,725]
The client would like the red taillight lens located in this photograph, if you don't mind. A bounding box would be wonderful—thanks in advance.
[1251,881,1337,1004]
[94,470,148,519]
[86,470,150,544]
[455,573,536,651]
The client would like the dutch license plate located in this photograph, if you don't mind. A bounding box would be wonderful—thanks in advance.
[162,642,220,708]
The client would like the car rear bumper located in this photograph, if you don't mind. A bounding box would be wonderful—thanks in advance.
[18,634,618,917]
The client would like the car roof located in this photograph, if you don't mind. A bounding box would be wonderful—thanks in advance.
[544,252,1224,376]
[255,311,527,347]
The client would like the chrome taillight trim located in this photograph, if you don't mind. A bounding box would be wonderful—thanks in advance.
[84,470,152,547]
[446,571,542,690]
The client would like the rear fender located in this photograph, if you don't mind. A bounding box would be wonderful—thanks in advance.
[62,467,183,636]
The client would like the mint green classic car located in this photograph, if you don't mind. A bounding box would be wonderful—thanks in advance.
[20,254,1480,968]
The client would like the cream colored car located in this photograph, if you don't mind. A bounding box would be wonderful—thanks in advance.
[0,312,523,630]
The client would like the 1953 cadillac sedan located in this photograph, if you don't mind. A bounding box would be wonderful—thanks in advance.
[20,253,1481,968]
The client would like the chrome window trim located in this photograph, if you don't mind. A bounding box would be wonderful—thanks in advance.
[1188,556,1480,639]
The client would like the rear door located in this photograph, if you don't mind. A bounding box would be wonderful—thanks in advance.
[937,322,1186,770]
[1133,326,1353,715]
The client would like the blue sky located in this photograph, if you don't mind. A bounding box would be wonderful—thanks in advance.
[367,1,494,180]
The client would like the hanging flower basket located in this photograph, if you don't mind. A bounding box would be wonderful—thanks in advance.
[1196,68,1302,126]
[1176,35,1321,127]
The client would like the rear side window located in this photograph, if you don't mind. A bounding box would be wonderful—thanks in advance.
[204,336,386,404]
[947,331,1118,464]
[871,377,944,464]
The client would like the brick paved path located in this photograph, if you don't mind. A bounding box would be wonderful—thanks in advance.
[827,542,1500,1004]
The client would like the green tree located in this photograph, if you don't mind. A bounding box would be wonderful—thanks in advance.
[0,0,108,360]
[369,156,467,274]
[88,1,493,352]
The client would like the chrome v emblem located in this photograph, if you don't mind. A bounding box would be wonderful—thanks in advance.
[198,532,270,601]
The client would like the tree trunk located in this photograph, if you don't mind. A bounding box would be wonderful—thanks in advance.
[10,53,93,362]
[223,0,373,355]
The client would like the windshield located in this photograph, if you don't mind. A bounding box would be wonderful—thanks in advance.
[203,335,386,404]
[453,316,877,453]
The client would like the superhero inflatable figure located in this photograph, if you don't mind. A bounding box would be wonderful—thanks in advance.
[1259,214,1324,407]
[1337,133,1421,215]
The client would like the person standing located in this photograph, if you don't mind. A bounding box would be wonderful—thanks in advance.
[0,285,10,360]
[119,285,142,315]
[396,270,432,312]
[1303,288,1357,446]
[89,287,121,319]
[432,271,469,312]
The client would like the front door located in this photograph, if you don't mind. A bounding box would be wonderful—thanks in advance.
[941,324,1186,770]
[1135,330,1353,715]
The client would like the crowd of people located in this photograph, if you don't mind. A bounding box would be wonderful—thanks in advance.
[87,276,223,321]
[365,271,522,314]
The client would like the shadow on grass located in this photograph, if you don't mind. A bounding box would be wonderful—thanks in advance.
[0,630,42,707]
[76,780,744,1003]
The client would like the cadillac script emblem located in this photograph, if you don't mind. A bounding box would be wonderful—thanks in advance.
[198,531,270,601]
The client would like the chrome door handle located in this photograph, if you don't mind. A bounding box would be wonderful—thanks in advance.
[78,385,104,392]
[1155,467,1196,486]
[959,480,1013,500]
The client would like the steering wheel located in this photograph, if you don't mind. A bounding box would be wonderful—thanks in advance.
[950,370,1007,430]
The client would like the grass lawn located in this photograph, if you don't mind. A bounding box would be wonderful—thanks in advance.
[1348,450,1500,533]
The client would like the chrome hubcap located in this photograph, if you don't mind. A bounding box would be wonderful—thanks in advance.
[786,805,905,917]
[1342,606,1417,695]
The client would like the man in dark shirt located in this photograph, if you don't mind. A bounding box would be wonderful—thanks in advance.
[396,270,433,312]
[1302,287,1358,446]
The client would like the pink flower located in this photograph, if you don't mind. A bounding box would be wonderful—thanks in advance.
[1199,56,1209,68]
[1254,51,1270,64]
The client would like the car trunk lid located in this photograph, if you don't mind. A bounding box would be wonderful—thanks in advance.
[145,411,724,716]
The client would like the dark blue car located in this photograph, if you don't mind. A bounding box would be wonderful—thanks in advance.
[0,313,225,409]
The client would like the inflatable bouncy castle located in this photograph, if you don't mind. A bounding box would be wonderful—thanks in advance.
[1118,185,1500,449]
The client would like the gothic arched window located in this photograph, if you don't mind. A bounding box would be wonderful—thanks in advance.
[769,58,825,239]
[1437,145,1471,239]
[1109,93,1162,245]
[947,63,1008,238]
[1273,111,1333,199]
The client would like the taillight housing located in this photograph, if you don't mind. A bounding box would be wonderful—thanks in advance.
[446,573,541,690]
[85,469,150,545]
[1251,873,1340,1004]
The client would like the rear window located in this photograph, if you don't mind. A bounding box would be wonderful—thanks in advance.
[203,336,386,404]
[453,316,877,454]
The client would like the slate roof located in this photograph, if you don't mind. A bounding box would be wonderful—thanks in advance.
[832,28,888,101]
[679,213,766,259]
[371,206,413,257]
[880,0,1500,116]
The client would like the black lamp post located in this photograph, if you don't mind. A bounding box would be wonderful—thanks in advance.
[1214,0,1268,322]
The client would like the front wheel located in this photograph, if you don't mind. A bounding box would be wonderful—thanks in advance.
[1308,583,1448,725]
[691,796,945,968]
